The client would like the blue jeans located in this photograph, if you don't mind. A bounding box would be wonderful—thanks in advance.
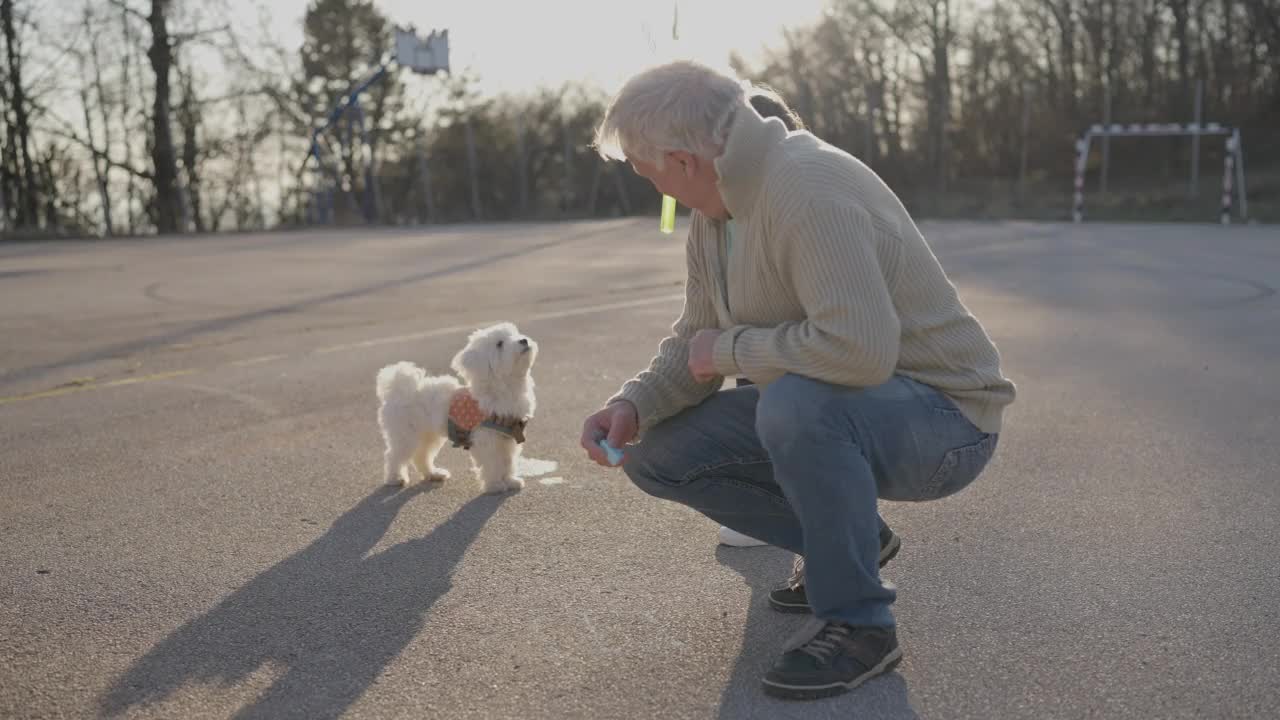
[623,374,998,628]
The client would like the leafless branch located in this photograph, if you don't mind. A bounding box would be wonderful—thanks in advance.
[39,122,154,182]
[192,87,273,108]
[23,23,87,93]
[106,0,149,25]
[171,23,232,46]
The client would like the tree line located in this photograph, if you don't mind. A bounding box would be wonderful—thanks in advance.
[2,0,1277,239]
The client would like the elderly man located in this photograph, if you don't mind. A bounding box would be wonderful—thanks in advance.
[708,88,903,563]
[580,61,1015,700]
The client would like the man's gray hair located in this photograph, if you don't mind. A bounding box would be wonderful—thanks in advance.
[594,60,748,167]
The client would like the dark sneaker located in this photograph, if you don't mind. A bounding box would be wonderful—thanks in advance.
[768,525,901,614]
[762,619,902,700]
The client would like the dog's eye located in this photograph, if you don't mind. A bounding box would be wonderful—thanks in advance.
[496,340,504,348]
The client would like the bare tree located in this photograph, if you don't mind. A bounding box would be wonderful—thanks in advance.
[853,0,955,192]
[108,0,181,233]
[144,0,180,234]
[73,4,115,236]
[2,0,39,228]
[175,59,204,232]
[119,1,140,234]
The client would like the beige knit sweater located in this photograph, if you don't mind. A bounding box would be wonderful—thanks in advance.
[610,107,1015,434]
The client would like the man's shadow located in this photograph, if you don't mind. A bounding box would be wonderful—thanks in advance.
[714,546,920,720]
[99,485,504,720]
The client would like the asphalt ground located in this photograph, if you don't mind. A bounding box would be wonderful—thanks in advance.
[2,218,1278,719]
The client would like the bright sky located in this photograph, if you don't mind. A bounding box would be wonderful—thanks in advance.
[33,0,830,133]
[27,0,828,228]
[260,0,830,95]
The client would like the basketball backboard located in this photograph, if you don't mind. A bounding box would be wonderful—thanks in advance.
[395,27,449,75]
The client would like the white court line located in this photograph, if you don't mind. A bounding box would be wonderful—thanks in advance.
[313,293,683,355]
[314,322,481,355]
[231,354,288,367]
[167,380,279,416]
[1,293,684,407]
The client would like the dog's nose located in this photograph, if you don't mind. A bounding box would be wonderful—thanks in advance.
[519,338,529,347]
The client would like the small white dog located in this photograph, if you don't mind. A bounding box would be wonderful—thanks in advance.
[376,323,537,494]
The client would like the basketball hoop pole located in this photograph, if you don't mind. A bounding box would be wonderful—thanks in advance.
[299,27,449,224]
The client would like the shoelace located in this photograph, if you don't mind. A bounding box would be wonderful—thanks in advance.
[798,622,853,662]
[786,555,805,590]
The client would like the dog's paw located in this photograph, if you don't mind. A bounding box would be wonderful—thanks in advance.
[427,468,451,483]
[385,473,410,487]
[481,476,524,495]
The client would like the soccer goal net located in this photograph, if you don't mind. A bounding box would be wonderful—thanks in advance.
[1071,123,1248,224]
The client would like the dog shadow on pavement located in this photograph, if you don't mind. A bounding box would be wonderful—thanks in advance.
[98,484,505,720]
[714,545,920,720]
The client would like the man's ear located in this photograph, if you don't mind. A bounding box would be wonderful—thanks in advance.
[667,150,697,178]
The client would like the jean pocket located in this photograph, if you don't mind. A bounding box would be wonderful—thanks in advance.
[925,433,999,500]
[903,376,968,417]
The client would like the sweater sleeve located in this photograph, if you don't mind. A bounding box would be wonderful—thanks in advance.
[607,228,722,432]
[710,200,900,387]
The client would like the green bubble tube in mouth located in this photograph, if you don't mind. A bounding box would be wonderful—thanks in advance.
[660,194,676,234]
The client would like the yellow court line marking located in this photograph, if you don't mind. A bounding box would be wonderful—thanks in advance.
[101,369,198,387]
[0,369,199,407]
[0,384,95,405]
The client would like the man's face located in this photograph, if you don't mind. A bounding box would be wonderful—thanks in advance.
[627,152,728,220]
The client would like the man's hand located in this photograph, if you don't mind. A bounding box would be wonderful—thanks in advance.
[688,329,723,383]
[581,401,639,468]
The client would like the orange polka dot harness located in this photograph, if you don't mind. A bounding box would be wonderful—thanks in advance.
[447,388,529,450]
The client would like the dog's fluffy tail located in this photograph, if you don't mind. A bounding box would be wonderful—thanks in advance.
[376,361,424,402]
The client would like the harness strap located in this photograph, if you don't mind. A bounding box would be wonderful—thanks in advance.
[447,389,529,448]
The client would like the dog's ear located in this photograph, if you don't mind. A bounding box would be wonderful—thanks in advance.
[451,343,494,383]
[450,346,475,381]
